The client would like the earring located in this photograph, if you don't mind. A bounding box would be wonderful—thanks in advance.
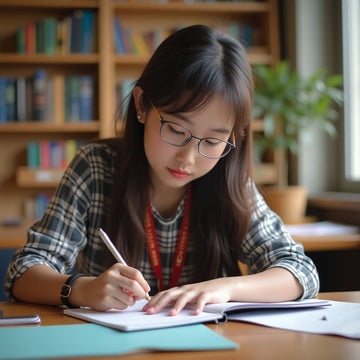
[137,114,142,121]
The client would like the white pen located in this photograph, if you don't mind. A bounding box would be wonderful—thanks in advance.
[97,227,151,301]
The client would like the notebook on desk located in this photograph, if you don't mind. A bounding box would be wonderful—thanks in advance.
[64,298,330,332]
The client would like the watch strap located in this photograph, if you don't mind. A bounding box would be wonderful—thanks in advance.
[60,273,85,308]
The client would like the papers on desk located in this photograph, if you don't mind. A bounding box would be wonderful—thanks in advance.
[228,300,360,339]
[64,298,330,332]
[0,323,237,360]
[285,221,359,237]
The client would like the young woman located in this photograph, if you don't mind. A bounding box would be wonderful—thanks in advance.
[5,25,319,315]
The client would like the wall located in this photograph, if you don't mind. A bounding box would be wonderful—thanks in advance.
[282,0,342,193]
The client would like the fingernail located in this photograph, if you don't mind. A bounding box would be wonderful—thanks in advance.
[194,308,201,315]
[169,308,177,316]
[146,307,156,314]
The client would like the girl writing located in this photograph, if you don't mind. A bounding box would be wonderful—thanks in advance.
[5,25,319,315]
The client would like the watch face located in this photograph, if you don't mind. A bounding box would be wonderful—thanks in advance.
[61,285,71,297]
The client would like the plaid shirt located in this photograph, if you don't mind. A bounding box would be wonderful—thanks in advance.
[5,143,319,299]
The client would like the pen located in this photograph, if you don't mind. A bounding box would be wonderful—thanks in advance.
[97,227,151,301]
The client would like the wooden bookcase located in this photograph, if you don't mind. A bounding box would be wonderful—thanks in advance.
[0,0,281,247]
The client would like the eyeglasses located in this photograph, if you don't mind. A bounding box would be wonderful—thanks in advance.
[151,104,236,159]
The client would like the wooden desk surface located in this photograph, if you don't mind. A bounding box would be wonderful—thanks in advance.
[1,292,359,360]
[293,233,360,252]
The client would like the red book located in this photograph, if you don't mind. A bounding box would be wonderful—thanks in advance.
[40,141,51,169]
[25,23,36,54]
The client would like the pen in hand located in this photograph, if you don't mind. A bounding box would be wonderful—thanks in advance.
[97,228,151,302]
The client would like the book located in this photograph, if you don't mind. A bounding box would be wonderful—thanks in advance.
[79,75,94,121]
[32,69,47,121]
[16,76,26,122]
[64,298,330,332]
[5,77,16,122]
[0,77,7,123]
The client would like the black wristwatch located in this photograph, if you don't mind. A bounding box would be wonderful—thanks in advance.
[60,273,85,308]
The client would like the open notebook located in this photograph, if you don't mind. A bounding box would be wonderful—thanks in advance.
[64,298,330,332]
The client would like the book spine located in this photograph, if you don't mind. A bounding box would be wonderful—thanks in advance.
[32,69,47,121]
[44,18,57,55]
[71,10,83,53]
[25,23,36,54]
[81,10,95,53]
[40,141,51,169]
[16,76,26,122]
[25,78,33,121]
[79,75,94,121]
[0,77,7,123]
[36,193,50,220]
[65,76,81,122]
[64,139,77,167]
[27,142,40,168]
[17,25,26,54]
[45,78,54,122]
[49,141,62,168]
[114,17,126,54]
[5,78,16,122]
[119,78,134,119]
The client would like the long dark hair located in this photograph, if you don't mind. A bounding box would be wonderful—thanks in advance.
[104,24,254,281]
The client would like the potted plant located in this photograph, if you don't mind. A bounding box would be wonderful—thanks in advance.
[252,61,344,223]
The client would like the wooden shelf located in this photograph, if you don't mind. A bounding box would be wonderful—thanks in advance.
[0,122,100,134]
[0,54,99,64]
[0,0,99,9]
[16,167,64,188]
[113,2,270,13]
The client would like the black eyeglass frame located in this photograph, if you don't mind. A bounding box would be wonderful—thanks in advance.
[151,103,236,159]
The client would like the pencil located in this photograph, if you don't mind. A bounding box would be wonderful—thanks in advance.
[97,228,151,302]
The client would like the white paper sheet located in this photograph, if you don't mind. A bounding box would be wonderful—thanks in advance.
[228,300,360,339]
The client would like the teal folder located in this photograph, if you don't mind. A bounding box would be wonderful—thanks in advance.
[0,323,237,359]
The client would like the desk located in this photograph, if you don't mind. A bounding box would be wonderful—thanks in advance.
[294,233,360,252]
[1,292,359,360]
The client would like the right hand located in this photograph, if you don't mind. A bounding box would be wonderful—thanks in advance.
[69,263,151,311]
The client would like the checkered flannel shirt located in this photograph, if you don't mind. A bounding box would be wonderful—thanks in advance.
[5,143,319,299]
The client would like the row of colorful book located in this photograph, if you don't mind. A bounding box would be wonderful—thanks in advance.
[24,193,52,222]
[113,18,176,56]
[16,10,96,55]
[0,71,94,123]
[27,139,85,170]
[113,18,260,56]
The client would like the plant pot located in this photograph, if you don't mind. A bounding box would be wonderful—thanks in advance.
[261,186,308,224]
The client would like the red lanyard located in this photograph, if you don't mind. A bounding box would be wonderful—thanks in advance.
[144,186,191,291]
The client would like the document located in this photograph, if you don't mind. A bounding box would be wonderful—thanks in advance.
[64,298,330,332]
[227,300,360,339]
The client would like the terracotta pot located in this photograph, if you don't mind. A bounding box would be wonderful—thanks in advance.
[262,186,308,224]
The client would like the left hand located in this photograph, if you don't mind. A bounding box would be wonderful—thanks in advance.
[142,278,235,316]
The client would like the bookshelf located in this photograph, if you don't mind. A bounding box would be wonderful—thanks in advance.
[0,0,281,247]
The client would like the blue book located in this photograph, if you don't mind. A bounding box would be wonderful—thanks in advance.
[5,78,16,122]
[0,77,7,123]
[36,193,50,220]
[79,75,93,121]
[114,17,126,54]
[81,11,95,53]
